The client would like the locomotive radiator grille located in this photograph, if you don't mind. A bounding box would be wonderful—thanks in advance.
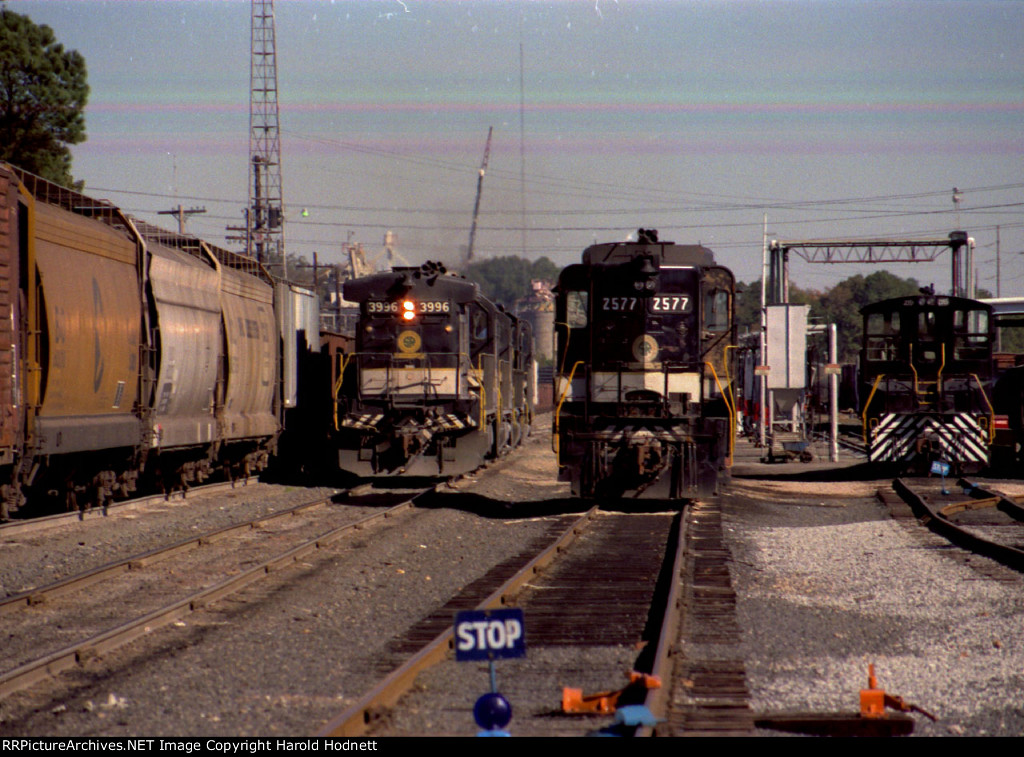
[869,412,989,464]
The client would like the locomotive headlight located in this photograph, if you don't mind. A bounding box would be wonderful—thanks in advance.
[645,279,656,290]
[401,300,416,321]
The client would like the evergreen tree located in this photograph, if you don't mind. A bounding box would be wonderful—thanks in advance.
[0,8,89,187]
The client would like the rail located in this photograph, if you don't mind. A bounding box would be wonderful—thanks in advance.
[892,478,1024,573]
[1,492,334,615]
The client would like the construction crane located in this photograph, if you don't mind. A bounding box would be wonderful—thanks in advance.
[466,126,493,262]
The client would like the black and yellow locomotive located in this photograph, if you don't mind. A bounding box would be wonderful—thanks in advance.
[334,262,533,477]
[553,231,735,499]
[860,294,996,471]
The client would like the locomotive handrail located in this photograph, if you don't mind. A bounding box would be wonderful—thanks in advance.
[937,343,946,402]
[909,343,919,398]
[704,360,736,466]
[861,374,885,443]
[332,353,354,431]
[724,345,739,465]
[905,342,946,407]
[699,327,733,361]
[971,373,996,444]
[554,320,575,392]
[473,354,486,429]
[553,361,586,454]
[497,359,508,415]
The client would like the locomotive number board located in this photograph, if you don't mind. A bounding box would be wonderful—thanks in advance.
[599,296,692,313]
[367,300,451,314]
[650,295,691,312]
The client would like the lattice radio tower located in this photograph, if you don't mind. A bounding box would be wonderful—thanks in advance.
[247,0,285,270]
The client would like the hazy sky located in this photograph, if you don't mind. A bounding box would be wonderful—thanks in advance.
[11,0,1024,292]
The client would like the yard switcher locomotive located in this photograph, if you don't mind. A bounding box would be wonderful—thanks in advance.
[553,231,736,499]
[860,293,998,471]
[333,262,534,476]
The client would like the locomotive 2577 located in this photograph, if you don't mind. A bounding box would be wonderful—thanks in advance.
[332,262,534,476]
[553,230,736,499]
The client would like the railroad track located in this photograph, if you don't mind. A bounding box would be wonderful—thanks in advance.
[0,477,262,537]
[889,478,1024,574]
[1,492,356,615]
[655,499,754,736]
[0,490,427,700]
[317,506,705,738]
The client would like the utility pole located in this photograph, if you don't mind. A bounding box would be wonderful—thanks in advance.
[996,225,1001,298]
[158,205,206,235]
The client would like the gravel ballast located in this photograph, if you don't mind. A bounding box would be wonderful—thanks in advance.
[724,470,1024,737]
[4,416,1023,738]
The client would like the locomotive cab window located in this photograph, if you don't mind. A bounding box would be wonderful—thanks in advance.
[703,290,730,333]
[917,310,937,338]
[471,309,489,341]
[867,311,900,335]
[865,311,900,361]
[566,291,588,329]
[954,308,990,360]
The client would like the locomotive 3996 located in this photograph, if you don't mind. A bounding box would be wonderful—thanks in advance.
[334,262,533,476]
[553,230,736,499]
